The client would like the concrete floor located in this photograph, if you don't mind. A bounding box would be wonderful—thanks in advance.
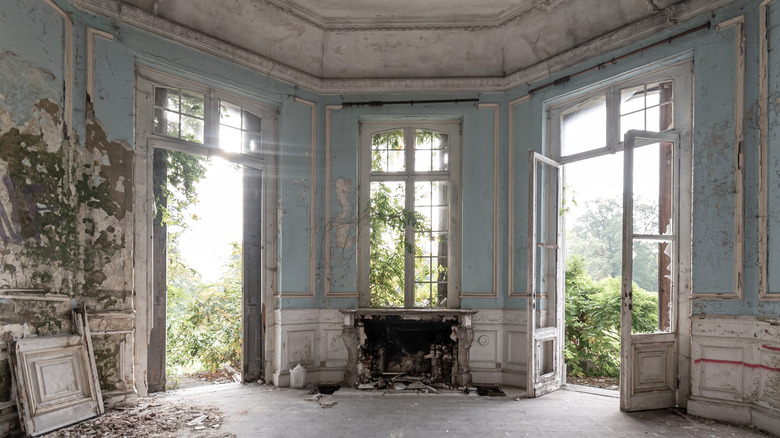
[163,383,772,437]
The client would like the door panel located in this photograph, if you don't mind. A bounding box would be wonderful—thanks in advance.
[527,151,564,398]
[621,130,678,411]
[242,166,264,383]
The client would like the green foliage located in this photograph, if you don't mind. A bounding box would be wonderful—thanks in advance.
[565,256,658,377]
[368,183,434,307]
[154,149,208,229]
[567,198,659,290]
[167,243,242,372]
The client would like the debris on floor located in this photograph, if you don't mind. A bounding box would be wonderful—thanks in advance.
[567,375,619,390]
[356,375,450,393]
[318,396,337,409]
[168,368,243,390]
[47,395,235,438]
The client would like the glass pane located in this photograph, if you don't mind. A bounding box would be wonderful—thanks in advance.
[220,101,242,128]
[620,110,645,140]
[371,130,405,173]
[243,109,262,133]
[620,81,673,140]
[414,130,448,172]
[632,143,661,235]
[155,86,179,111]
[369,180,406,307]
[219,125,242,152]
[620,85,646,115]
[243,131,262,155]
[164,110,179,138]
[561,95,606,157]
[535,245,558,329]
[153,108,166,136]
[180,90,204,117]
[415,150,432,172]
[631,239,666,334]
[415,181,448,232]
[180,115,203,143]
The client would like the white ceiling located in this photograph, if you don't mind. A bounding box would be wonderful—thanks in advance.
[114,0,713,85]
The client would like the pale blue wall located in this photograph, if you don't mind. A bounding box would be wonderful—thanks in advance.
[3,0,778,317]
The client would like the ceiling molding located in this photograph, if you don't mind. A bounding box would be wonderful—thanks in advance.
[261,0,544,31]
[74,0,734,95]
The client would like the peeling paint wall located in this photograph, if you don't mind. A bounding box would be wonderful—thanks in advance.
[0,0,137,431]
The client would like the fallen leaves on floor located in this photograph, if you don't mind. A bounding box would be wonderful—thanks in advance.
[48,395,236,438]
[566,375,619,390]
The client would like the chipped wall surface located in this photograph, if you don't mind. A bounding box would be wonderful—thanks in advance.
[0,1,138,431]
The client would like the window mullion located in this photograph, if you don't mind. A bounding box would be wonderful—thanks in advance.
[404,127,416,308]
[206,90,220,148]
[607,87,620,151]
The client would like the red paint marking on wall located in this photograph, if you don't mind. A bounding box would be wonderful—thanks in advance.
[694,358,780,373]
[762,344,780,352]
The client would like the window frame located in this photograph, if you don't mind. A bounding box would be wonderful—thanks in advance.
[358,121,462,309]
[547,62,687,164]
[545,60,692,331]
[140,69,277,170]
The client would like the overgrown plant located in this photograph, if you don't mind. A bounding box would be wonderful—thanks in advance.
[167,243,242,372]
[368,184,439,307]
[564,256,658,377]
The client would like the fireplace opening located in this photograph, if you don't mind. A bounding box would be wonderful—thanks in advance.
[358,318,459,386]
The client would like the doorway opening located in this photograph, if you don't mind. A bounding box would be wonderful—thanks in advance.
[157,152,245,390]
[558,81,674,393]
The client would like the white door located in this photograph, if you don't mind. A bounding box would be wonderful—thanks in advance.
[620,129,679,411]
[527,151,565,398]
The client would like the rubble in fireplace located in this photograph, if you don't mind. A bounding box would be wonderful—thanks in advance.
[356,318,460,390]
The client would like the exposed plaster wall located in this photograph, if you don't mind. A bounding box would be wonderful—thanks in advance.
[0,1,137,432]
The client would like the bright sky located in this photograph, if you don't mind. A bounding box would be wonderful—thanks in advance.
[177,157,243,283]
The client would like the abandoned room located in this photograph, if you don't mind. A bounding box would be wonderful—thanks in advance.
[0,0,779,436]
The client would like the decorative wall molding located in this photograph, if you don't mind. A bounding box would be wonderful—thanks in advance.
[86,27,114,101]
[72,0,732,94]
[42,0,73,138]
[288,97,317,298]
[462,103,500,298]
[758,0,780,301]
[689,315,780,435]
[507,96,530,298]
[693,15,745,300]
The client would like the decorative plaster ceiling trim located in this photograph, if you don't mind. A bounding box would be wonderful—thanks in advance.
[262,0,541,31]
[74,0,733,95]
[503,0,734,92]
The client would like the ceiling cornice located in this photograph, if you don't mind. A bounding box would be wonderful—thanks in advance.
[73,0,734,95]
[261,0,543,31]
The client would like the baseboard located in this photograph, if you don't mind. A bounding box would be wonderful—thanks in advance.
[688,397,780,435]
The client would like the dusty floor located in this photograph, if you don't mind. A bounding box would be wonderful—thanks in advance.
[46,383,773,438]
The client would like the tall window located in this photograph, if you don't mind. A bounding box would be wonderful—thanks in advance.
[359,122,461,308]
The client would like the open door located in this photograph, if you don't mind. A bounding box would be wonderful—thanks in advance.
[242,166,264,383]
[620,129,679,411]
[527,151,565,398]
